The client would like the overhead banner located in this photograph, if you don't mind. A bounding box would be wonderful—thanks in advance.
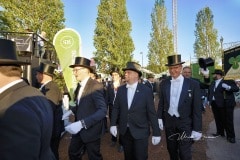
[53,28,81,100]
[224,45,240,80]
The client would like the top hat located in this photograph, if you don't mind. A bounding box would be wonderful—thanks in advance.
[69,57,93,72]
[0,39,30,65]
[147,73,154,79]
[90,65,96,74]
[122,62,142,77]
[37,62,56,76]
[110,67,120,75]
[198,57,214,70]
[212,69,223,76]
[165,54,185,66]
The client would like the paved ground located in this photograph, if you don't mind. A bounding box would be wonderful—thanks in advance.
[206,108,240,160]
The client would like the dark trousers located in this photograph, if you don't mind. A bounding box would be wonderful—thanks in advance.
[225,105,235,138]
[120,128,148,160]
[68,133,102,160]
[211,101,226,136]
[51,136,61,160]
[165,114,192,160]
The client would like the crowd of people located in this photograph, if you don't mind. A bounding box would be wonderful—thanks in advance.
[0,38,239,160]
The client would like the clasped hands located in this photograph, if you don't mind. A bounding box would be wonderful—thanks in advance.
[62,110,73,120]
[110,126,161,145]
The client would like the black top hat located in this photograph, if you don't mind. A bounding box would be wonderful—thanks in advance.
[198,57,214,70]
[37,62,56,76]
[0,39,30,65]
[212,69,223,76]
[165,54,185,66]
[90,66,96,74]
[69,57,93,72]
[110,67,120,75]
[147,73,154,79]
[122,62,142,77]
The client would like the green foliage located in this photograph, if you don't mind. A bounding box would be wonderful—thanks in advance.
[194,7,221,64]
[229,55,240,69]
[147,0,173,73]
[93,0,134,74]
[0,0,65,42]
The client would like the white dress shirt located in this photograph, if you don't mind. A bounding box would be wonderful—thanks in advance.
[126,82,138,109]
[77,77,89,104]
[168,75,184,117]
[0,79,23,94]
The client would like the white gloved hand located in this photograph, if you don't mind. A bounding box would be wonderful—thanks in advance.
[62,95,69,110]
[191,131,202,141]
[65,121,83,134]
[158,119,164,130]
[62,110,73,120]
[222,83,231,90]
[110,126,117,137]
[152,136,161,145]
[200,68,209,77]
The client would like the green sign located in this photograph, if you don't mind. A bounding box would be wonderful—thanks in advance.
[53,28,81,100]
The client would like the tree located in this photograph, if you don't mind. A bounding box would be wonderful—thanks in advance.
[93,0,134,74]
[0,0,65,42]
[194,7,220,63]
[147,0,173,73]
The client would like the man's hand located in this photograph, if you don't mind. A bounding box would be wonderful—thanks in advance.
[62,110,73,120]
[110,126,117,137]
[158,119,164,130]
[65,121,83,134]
[222,83,231,90]
[200,68,209,77]
[152,136,161,145]
[191,131,202,141]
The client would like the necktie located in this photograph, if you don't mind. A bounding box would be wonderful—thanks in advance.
[126,84,134,109]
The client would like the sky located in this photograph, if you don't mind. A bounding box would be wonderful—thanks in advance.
[62,0,240,67]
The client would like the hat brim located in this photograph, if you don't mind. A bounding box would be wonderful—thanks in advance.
[122,68,142,77]
[212,72,223,75]
[165,62,185,66]
[0,59,31,65]
[69,64,93,72]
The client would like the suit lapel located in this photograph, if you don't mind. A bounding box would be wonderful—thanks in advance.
[166,80,171,105]
[178,78,189,107]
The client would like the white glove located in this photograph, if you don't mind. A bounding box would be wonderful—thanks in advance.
[62,110,73,120]
[158,119,163,130]
[65,121,83,134]
[152,136,161,145]
[62,95,69,110]
[191,131,202,141]
[200,68,209,77]
[222,83,231,90]
[110,126,117,137]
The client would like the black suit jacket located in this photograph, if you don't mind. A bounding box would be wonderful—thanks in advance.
[111,83,160,139]
[208,79,239,107]
[158,77,202,132]
[41,81,64,137]
[72,78,107,143]
[0,81,55,160]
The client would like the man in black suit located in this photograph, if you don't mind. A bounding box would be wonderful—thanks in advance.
[65,57,107,160]
[208,69,239,143]
[110,62,161,160]
[158,55,202,160]
[36,62,64,160]
[106,67,124,152]
[0,39,55,160]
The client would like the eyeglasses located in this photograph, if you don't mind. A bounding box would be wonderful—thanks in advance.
[72,68,85,73]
